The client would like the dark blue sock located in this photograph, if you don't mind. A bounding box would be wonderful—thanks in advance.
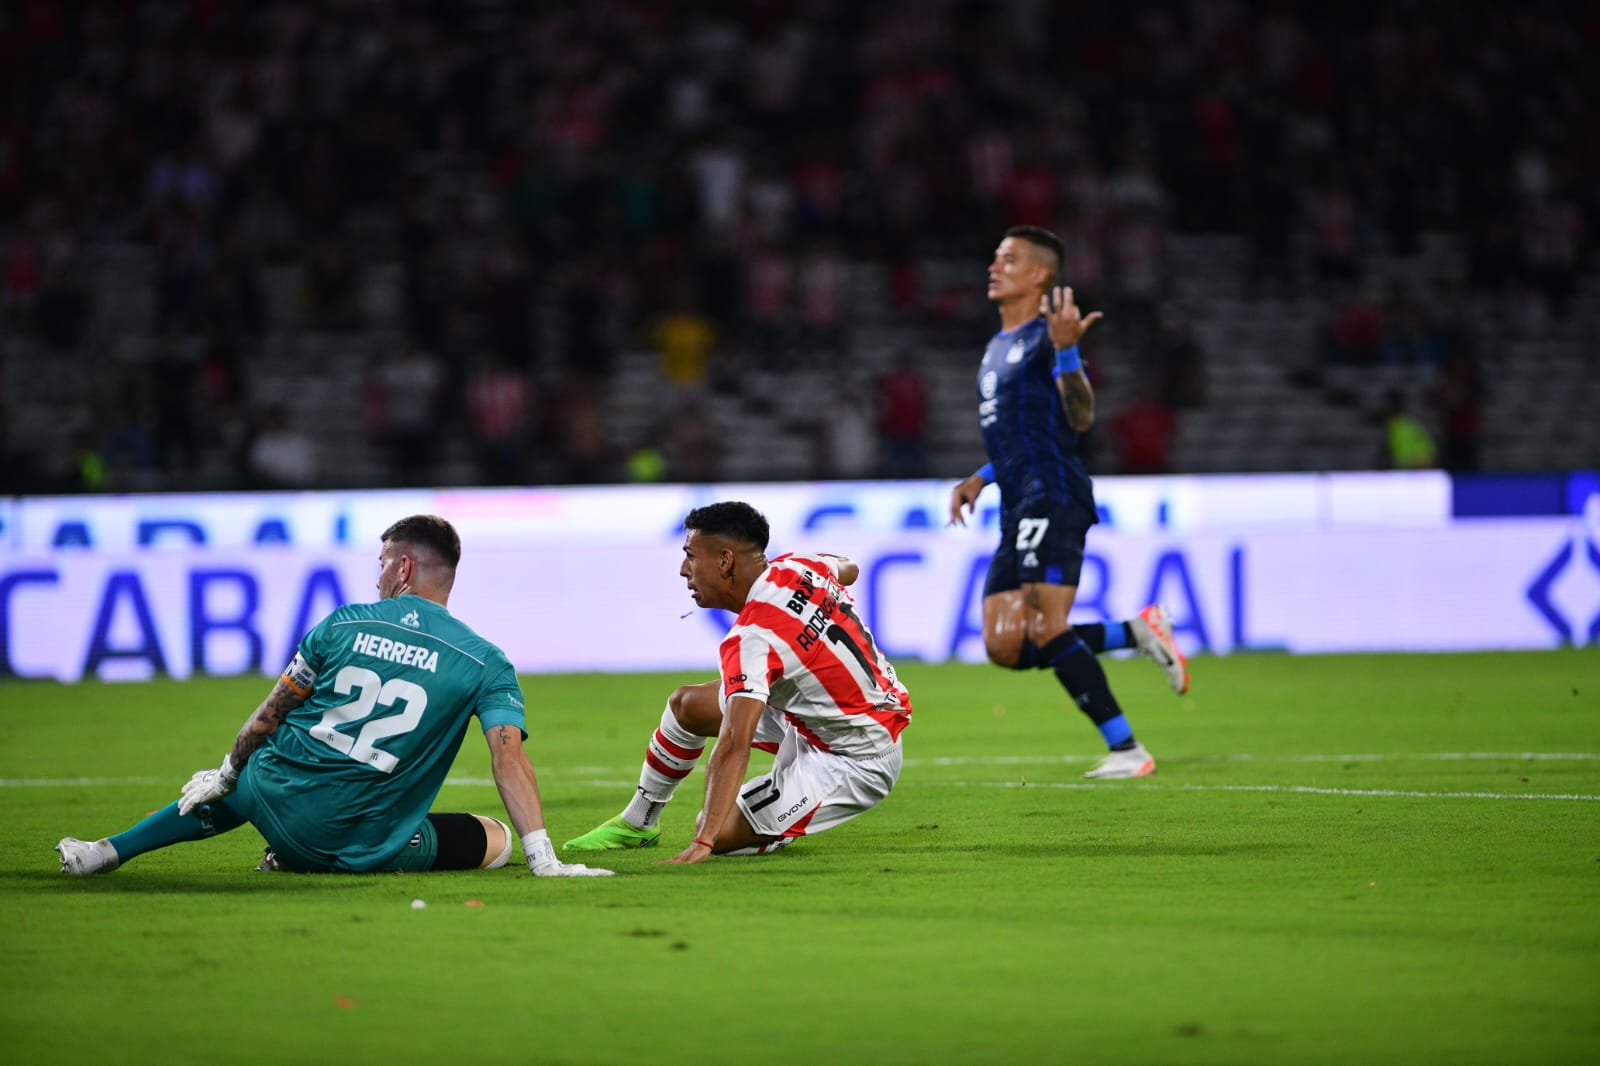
[1013,638,1038,670]
[1038,631,1137,751]
[1074,621,1132,654]
[108,796,247,863]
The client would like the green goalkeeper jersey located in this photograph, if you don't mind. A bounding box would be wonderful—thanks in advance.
[240,594,525,871]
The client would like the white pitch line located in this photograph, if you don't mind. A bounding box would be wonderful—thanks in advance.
[8,749,1599,807]
[445,777,635,790]
[1200,752,1600,763]
[0,776,163,788]
[905,780,1600,802]
[907,752,1600,768]
[6,774,1592,802]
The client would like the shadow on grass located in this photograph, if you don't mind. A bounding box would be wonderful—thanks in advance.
[3,870,447,894]
[891,841,1290,859]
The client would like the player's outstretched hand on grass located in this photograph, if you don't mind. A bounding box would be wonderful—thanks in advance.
[530,859,614,877]
[523,829,614,877]
[177,755,239,816]
[662,840,714,865]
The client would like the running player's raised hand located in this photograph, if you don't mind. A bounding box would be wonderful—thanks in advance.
[1040,286,1102,351]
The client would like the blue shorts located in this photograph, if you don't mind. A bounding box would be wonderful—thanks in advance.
[983,497,1094,595]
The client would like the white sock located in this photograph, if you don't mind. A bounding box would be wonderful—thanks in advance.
[621,704,707,829]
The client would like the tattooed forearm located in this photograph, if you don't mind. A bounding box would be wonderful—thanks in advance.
[494,725,516,747]
[1058,371,1095,432]
[229,679,306,768]
[260,684,300,726]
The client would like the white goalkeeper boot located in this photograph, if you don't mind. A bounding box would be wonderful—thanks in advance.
[1083,744,1157,780]
[57,837,120,875]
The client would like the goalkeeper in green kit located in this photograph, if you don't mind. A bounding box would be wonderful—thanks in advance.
[57,515,609,879]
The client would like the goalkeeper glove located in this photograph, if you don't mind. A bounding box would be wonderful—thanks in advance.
[522,829,614,877]
[178,755,240,816]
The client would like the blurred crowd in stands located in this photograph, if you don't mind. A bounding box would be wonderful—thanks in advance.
[1,0,1594,493]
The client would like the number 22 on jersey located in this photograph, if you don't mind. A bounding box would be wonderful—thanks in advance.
[309,665,428,773]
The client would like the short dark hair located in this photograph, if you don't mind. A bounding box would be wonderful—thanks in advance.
[1004,225,1064,288]
[381,514,461,569]
[683,501,769,551]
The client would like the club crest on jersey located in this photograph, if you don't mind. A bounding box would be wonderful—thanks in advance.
[400,610,420,628]
[1006,339,1026,364]
[979,370,999,428]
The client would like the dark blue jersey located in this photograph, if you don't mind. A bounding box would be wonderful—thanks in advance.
[977,316,1095,511]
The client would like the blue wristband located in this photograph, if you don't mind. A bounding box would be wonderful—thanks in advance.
[974,463,994,484]
[1054,346,1082,376]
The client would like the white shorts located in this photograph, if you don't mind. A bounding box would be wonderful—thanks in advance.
[733,712,902,854]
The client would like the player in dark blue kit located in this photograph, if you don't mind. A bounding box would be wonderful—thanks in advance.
[948,226,1189,779]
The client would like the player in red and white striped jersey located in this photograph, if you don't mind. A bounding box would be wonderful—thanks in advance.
[564,501,912,863]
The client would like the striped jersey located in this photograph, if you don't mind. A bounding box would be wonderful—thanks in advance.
[243,594,525,871]
[719,553,912,759]
[977,315,1095,510]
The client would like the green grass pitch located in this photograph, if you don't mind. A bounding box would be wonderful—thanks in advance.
[3,650,1597,1065]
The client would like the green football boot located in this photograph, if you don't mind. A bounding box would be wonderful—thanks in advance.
[564,815,660,851]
